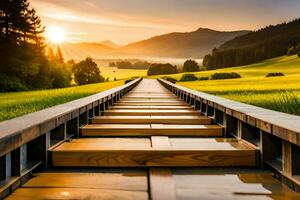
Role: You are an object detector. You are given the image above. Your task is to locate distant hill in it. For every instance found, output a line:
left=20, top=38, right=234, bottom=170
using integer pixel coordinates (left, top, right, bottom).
left=60, top=42, right=116, bottom=60
left=99, top=40, right=123, bottom=49
left=203, top=18, right=300, bottom=69
left=120, top=28, right=250, bottom=58
left=60, top=28, right=250, bottom=60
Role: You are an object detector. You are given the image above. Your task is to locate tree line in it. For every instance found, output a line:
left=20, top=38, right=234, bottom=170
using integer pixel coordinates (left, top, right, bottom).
left=0, top=0, right=105, bottom=92
left=147, top=59, right=201, bottom=76
left=109, top=61, right=151, bottom=69
left=203, top=18, right=300, bottom=70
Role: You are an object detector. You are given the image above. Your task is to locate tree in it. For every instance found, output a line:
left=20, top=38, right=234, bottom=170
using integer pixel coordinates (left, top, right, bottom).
left=56, top=46, right=64, bottom=64
left=298, top=51, right=300, bottom=58
left=115, top=61, right=133, bottom=69
left=183, top=59, right=200, bottom=72
left=203, top=18, right=300, bottom=69
left=72, top=57, right=104, bottom=85
left=287, top=46, right=296, bottom=56
left=109, top=62, right=116, bottom=67
left=147, top=63, right=177, bottom=76
left=0, top=0, right=51, bottom=91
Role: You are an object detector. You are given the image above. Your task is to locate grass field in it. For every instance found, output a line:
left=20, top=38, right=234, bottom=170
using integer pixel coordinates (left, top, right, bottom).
left=99, top=65, right=147, bottom=80
left=163, top=55, right=300, bottom=115
left=0, top=81, right=124, bottom=122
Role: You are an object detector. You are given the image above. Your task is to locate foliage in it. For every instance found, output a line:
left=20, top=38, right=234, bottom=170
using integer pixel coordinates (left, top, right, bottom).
left=266, top=72, right=285, bottom=77
left=180, top=74, right=198, bottom=82
left=0, top=81, right=123, bottom=121
left=0, top=0, right=49, bottom=91
left=183, top=59, right=200, bottom=72
left=203, top=18, right=300, bottom=69
left=0, top=74, right=29, bottom=92
left=0, top=0, right=74, bottom=91
left=115, top=61, right=133, bottom=69
left=112, top=61, right=151, bottom=69
left=72, top=57, right=105, bottom=85
left=161, top=76, right=177, bottom=83
left=132, top=61, right=151, bottom=69
left=287, top=46, right=296, bottom=56
left=125, top=79, right=134, bottom=84
left=198, top=77, right=210, bottom=81
left=147, top=63, right=177, bottom=76
left=210, top=72, right=241, bottom=80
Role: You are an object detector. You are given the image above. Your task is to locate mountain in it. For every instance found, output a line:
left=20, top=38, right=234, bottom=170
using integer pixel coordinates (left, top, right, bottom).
left=120, top=28, right=250, bottom=58
left=60, top=42, right=116, bottom=60
left=203, top=18, right=300, bottom=69
left=60, top=28, right=250, bottom=60
left=99, top=40, right=123, bottom=49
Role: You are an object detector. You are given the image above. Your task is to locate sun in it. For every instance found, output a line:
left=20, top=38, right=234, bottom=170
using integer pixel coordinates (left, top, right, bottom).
left=46, top=26, right=66, bottom=44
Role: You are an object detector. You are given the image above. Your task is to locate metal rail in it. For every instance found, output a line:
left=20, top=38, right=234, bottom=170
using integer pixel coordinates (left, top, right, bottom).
left=0, top=78, right=142, bottom=199
left=158, top=78, right=300, bottom=192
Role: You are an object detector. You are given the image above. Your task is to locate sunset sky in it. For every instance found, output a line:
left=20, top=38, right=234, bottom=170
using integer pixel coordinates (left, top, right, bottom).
left=31, top=0, right=300, bottom=44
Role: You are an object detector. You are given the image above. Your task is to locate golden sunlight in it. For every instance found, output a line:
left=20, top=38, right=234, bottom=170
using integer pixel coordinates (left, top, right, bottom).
left=45, top=26, right=66, bottom=44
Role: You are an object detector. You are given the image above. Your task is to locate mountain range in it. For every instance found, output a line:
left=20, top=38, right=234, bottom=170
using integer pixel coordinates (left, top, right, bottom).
left=61, top=28, right=250, bottom=60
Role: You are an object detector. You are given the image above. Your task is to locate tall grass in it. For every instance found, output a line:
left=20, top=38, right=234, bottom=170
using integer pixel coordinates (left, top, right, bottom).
left=219, top=91, right=300, bottom=115
left=176, top=56, right=300, bottom=116
left=0, top=81, right=123, bottom=121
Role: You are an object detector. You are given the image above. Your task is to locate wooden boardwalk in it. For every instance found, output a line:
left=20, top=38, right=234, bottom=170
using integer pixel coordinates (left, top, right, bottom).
left=6, top=79, right=300, bottom=199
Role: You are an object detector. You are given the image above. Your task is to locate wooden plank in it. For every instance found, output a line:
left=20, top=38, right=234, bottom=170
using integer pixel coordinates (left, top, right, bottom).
left=149, top=168, right=176, bottom=200
left=6, top=188, right=148, bottom=200
left=103, top=109, right=200, bottom=116
left=151, top=136, right=171, bottom=149
left=172, top=168, right=300, bottom=200
left=51, top=138, right=257, bottom=167
left=81, top=124, right=223, bottom=137
left=110, top=105, right=193, bottom=110
left=21, top=171, right=148, bottom=191
left=115, top=102, right=188, bottom=106
left=91, top=116, right=212, bottom=125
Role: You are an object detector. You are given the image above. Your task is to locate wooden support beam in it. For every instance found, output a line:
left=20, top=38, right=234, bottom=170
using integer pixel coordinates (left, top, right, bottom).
left=149, top=168, right=176, bottom=200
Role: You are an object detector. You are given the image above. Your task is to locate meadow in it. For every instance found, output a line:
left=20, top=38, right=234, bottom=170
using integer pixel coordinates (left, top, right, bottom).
left=164, top=55, right=300, bottom=115
left=0, top=81, right=123, bottom=121
left=99, top=65, right=147, bottom=80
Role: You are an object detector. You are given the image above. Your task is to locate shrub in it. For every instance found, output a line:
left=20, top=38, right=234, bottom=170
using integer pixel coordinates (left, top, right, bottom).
left=287, top=46, right=296, bottom=56
left=125, top=79, right=134, bottom=84
left=210, top=72, right=241, bottom=80
left=0, top=75, right=28, bottom=92
left=266, top=72, right=285, bottom=77
left=180, top=74, right=198, bottom=82
left=199, top=77, right=209, bottom=81
left=161, top=76, right=177, bottom=83
left=147, top=63, right=177, bottom=76
left=183, top=60, right=200, bottom=72
left=298, top=51, right=300, bottom=57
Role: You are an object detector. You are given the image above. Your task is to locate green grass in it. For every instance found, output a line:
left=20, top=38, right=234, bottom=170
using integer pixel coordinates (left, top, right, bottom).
left=164, top=55, right=300, bottom=115
left=100, top=65, right=147, bottom=80
left=0, top=81, right=124, bottom=121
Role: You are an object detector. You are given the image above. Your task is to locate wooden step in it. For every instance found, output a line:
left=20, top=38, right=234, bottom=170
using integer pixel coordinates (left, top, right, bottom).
left=103, top=109, right=200, bottom=116
left=6, top=170, right=148, bottom=200
left=149, top=168, right=300, bottom=200
left=120, top=98, right=179, bottom=101
left=50, top=137, right=258, bottom=167
left=115, top=102, right=188, bottom=106
left=81, top=124, right=223, bottom=137
left=92, top=116, right=212, bottom=125
left=110, top=105, right=193, bottom=110
left=123, top=96, right=176, bottom=99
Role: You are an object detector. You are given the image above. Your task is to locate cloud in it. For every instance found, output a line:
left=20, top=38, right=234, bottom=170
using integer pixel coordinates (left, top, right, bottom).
left=31, top=0, right=185, bottom=30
